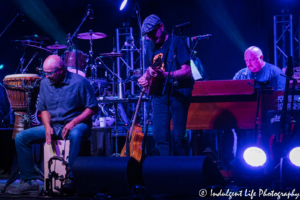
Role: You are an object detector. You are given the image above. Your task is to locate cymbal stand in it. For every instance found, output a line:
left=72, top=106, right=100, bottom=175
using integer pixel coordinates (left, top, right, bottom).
left=0, top=12, right=21, bottom=38
left=66, top=5, right=92, bottom=75
left=19, top=57, right=25, bottom=74
left=89, top=30, right=96, bottom=82
left=21, top=52, right=38, bottom=74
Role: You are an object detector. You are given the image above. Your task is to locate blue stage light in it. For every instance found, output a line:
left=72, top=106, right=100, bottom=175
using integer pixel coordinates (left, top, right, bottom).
left=289, top=147, right=300, bottom=167
left=243, top=147, right=267, bottom=167
left=120, top=0, right=128, bottom=11
left=0, top=64, right=4, bottom=70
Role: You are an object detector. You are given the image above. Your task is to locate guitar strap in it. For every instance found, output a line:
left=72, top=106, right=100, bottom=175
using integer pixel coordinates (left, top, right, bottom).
left=148, top=35, right=172, bottom=69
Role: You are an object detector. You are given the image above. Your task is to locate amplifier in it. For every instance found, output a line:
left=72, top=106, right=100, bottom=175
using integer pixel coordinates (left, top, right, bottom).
left=278, top=95, right=300, bottom=110
left=267, top=110, right=300, bottom=139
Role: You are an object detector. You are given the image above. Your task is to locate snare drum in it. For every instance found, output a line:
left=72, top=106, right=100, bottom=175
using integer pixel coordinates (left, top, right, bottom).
left=64, top=50, right=88, bottom=72
left=3, top=74, right=41, bottom=138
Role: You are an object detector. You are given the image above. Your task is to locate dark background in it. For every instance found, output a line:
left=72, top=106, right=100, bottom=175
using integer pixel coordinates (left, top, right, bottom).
left=1, top=0, right=300, bottom=116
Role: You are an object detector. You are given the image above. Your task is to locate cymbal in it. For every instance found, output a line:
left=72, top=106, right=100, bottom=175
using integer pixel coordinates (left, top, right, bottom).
left=20, top=35, right=50, bottom=40
left=11, top=40, right=46, bottom=45
left=99, top=52, right=123, bottom=57
left=77, top=32, right=107, bottom=40
left=46, top=44, right=68, bottom=50
left=16, top=44, right=54, bottom=56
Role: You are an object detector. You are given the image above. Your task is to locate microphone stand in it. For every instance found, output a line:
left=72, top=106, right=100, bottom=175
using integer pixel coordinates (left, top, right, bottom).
left=161, top=26, right=184, bottom=156
left=66, top=5, right=92, bottom=75
left=0, top=12, right=21, bottom=38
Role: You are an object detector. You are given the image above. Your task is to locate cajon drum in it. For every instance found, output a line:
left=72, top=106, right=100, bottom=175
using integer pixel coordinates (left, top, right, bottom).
left=44, top=140, right=70, bottom=192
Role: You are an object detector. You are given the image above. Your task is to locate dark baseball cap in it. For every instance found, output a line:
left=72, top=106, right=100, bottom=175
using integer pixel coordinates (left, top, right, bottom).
left=141, top=14, right=162, bottom=35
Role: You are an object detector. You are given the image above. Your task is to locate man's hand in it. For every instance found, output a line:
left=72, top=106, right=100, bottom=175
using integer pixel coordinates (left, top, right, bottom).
left=45, top=126, right=54, bottom=145
left=138, top=76, right=149, bottom=87
left=62, top=121, right=76, bottom=139
left=148, top=67, right=165, bottom=78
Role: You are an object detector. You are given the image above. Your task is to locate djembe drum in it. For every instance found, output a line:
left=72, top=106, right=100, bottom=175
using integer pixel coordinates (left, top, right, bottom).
left=3, top=74, right=41, bottom=139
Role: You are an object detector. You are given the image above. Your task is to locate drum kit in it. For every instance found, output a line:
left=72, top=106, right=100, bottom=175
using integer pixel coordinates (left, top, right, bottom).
left=2, top=29, right=129, bottom=136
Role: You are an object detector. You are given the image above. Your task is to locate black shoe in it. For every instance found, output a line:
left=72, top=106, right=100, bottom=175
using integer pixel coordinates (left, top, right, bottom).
left=62, top=178, right=75, bottom=195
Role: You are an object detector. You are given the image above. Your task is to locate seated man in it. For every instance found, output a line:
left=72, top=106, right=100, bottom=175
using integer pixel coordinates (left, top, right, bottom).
left=8, top=55, right=98, bottom=194
left=233, top=46, right=286, bottom=91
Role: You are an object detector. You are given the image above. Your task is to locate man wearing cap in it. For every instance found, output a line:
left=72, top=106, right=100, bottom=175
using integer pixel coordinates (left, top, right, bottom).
left=138, top=14, right=194, bottom=156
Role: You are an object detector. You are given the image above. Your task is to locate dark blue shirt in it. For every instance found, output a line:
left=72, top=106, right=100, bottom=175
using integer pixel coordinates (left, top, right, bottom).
left=145, top=35, right=194, bottom=102
left=37, top=71, right=98, bottom=123
left=233, top=62, right=286, bottom=91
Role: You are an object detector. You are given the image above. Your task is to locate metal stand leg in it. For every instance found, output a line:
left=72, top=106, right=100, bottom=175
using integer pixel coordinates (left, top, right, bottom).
left=1, top=165, right=19, bottom=193
left=111, top=103, right=120, bottom=157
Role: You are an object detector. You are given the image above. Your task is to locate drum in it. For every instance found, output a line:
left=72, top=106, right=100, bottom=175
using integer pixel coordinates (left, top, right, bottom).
left=64, top=50, right=88, bottom=72
left=3, top=74, right=41, bottom=138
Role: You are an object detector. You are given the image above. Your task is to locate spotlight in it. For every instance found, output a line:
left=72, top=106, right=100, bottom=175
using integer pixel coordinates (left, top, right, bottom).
left=120, top=0, right=128, bottom=11
left=0, top=64, right=4, bottom=70
left=243, top=147, right=267, bottom=167
left=234, top=147, right=271, bottom=187
left=289, top=147, right=300, bottom=167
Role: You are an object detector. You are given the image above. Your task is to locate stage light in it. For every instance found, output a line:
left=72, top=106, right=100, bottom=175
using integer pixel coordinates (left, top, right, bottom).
left=243, top=147, right=267, bottom=167
left=120, top=0, right=128, bottom=10
left=0, top=64, right=4, bottom=70
left=289, top=147, right=300, bottom=167
left=234, top=146, right=271, bottom=187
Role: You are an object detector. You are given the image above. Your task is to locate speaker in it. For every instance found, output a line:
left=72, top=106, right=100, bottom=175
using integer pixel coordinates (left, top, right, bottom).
left=142, top=156, right=225, bottom=196
left=73, top=157, right=142, bottom=196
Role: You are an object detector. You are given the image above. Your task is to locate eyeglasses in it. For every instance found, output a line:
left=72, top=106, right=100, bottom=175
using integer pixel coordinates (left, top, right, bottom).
left=244, top=57, right=260, bottom=63
left=42, top=68, right=61, bottom=76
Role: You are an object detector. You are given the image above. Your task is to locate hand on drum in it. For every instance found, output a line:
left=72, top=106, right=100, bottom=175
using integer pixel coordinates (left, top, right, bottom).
left=62, top=121, right=76, bottom=139
left=45, top=127, right=54, bottom=145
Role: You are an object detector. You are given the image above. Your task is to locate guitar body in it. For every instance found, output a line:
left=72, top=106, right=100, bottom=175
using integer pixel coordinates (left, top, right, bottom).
left=120, top=124, right=144, bottom=162
left=145, top=55, right=163, bottom=96
left=146, top=72, right=164, bottom=96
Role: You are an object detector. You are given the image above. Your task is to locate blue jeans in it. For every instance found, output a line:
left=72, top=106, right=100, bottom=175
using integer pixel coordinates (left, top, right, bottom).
left=152, top=95, right=190, bottom=156
left=14, top=123, right=91, bottom=180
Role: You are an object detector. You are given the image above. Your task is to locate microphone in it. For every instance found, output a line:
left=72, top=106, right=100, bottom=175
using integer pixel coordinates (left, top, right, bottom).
left=192, top=34, right=212, bottom=40
left=87, top=4, right=94, bottom=19
left=175, top=22, right=191, bottom=28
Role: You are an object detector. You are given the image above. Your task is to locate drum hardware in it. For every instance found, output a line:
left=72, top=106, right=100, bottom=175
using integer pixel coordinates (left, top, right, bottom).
left=21, top=52, right=38, bottom=74
left=11, top=39, right=46, bottom=45
left=47, top=42, right=68, bottom=55
left=45, top=139, right=69, bottom=197
left=96, top=55, right=124, bottom=98
left=0, top=11, right=23, bottom=38
left=66, top=5, right=95, bottom=77
left=77, top=31, right=107, bottom=40
left=20, top=34, right=50, bottom=41
left=46, top=42, right=68, bottom=50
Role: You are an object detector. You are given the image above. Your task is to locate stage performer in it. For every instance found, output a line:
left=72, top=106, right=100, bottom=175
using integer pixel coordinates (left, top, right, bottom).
left=138, top=14, right=194, bottom=156
left=233, top=46, right=285, bottom=91
left=8, top=55, right=98, bottom=195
